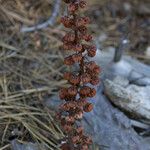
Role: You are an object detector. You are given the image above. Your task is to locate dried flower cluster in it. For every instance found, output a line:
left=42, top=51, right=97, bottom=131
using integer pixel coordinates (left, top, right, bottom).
left=59, top=0, right=100, bottom=149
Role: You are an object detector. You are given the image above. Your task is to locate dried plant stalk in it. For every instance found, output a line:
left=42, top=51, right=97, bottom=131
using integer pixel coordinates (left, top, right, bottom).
left=59, top=0, right=100, bottom=149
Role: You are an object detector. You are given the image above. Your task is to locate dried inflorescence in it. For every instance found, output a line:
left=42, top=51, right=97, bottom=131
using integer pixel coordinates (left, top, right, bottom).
left=59, top=0, right=100, bottom=149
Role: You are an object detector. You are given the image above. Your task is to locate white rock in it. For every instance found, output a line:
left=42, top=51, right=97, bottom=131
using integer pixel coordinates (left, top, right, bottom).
left=145, top=46, right=150, bottom=57
left=104, top=77, right=150, bottom=121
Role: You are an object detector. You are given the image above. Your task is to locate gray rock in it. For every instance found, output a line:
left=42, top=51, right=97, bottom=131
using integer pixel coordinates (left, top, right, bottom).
left=133, top=77, right=150, bottom=86
left=43, top=49, right=150, bottom=150
left=94, top=48, right=150, bottom=86
left=83, top=86, right=150, bottom=150
left=104, top=77, right=150, bottom=121
left=44, top=85, right=150, bottom=150
left=113, top=76, right=129, bottom=87
left=129, top=71, right=143, bottom=81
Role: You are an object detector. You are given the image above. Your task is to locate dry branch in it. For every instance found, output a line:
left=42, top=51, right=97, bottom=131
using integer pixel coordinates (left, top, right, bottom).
left=20, top=0, right=61, bottom=32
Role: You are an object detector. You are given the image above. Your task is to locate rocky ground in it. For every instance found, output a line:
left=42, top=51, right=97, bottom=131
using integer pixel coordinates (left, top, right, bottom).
left=47, top=48, right=150, bottom=150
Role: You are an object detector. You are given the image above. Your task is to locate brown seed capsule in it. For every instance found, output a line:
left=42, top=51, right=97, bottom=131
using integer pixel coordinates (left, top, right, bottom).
left=85, top=61, right=97, bottom=70
left=59, top=88, right=67, bottom=99
left=60, top=16, right=73, bottom=28
left=83, top=103, right=93, bottom=112
left=87, top=46, right=97, bottom=57
left=93, top=66, right=101, bottom=74
left=60, top=16, right=67, bottom=23
left=69, top=101, right=77, bottom=109
left=88, top=49, right=96, bottom=57
left=65, top=116, right=75, bottom=123
left=79, top=86, right=91, bottom=97
left=76, top=126, right=84, bottom=134
left=78, top=26, right=87, bottom=34
left=64, top=56, right=74, bottom=65
left=64, top=54, right=82, bottom=65
left=76, top=17, right=90, bottom=27
left=67, top=86, right=78, bottom=96
left=82, top=34, right=92, bottom=42
left=71, top=53, right=82, bottom=62
left=72, top=135, right=80, bottom=144
left=90, top=76, right=100, bottom=85
left=88, top=88, right=96, bottom=97
left=81, top=145, right=89, bottom=150
left=60, top=143, right=71, bottom=150
left=63, top=124, right=73, bottom=132
left=68, top=2, right=79, bottom=13
left=59, top=103, right=68, bottom=111
left=73, top=44, right=83, bottom=52
left=77, top=98, right=87, bottom=106
left=75, top=18, right=84, bottom=27
left=83, top=136, right=92, bottom=144
left=63, top=33, right=75, bottom=43
left=80, top=73, right=91, bottom=84
left=60, top=101, right=77, bottom=111
left=69, top=74, right=80, bottom=85
left=83, top=17, right=90, bottom=24
left=79, top=0, right=87, bottom=8
left=63, top=43, right=73, bottom=50
left=63, top=72, right=71, bottom=80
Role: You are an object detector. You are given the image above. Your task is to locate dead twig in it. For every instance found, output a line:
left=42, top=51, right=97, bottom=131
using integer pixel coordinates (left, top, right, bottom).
left=20, top=0, right=61, bottom=32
